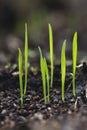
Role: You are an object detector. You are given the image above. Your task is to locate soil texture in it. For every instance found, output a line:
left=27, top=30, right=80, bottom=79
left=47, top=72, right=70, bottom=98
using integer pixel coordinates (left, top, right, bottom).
left=0, top=62, right=87, bottom=130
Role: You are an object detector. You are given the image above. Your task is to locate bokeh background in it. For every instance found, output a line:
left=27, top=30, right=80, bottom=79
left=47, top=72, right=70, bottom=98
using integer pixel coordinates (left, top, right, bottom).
left=0, top=0, right=87, bottom=66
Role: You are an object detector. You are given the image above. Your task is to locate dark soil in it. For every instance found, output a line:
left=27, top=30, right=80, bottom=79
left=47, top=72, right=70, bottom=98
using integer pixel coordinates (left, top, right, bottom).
left=0, top=62, right=87, bottom=130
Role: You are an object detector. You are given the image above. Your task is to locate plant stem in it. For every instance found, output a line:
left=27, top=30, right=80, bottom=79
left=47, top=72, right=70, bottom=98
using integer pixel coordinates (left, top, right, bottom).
left=61, top=40, right=66, bottom=101
left=24, top=23, right=29, bottom=95
left=48, top=24, right=54, bottom=88
left=18, top=48, right=23, bottom=105
left=72, top=32, right=77, bottom=96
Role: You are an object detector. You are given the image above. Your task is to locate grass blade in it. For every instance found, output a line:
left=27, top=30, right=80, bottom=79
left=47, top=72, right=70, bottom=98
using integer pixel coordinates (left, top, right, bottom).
left=18, top=48, right=23, bottom=105
left=72, top=32, right=77, bottom=96
left=61, top=40, right=66, bottom=101
left=44, top=58, right=50, bottom=102
left=48, top=23, right=54, bottom=88
left=24, top=23, right=29, bottom=94
left=38, top=47, right=47, bottom=103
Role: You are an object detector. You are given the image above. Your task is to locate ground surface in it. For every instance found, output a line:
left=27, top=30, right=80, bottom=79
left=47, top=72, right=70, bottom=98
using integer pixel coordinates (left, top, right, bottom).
left=0, top=63, right=87, bottom=130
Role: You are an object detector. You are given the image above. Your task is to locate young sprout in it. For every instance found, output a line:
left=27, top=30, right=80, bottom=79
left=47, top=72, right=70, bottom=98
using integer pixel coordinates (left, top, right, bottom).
left=24, top=23, right=29, bottom=94
left=72, top=32, right=78, bottom=96
left=48, top=23, right=54, bottom=88
left=38, top=47, right=46, bottom=103
left=61, top=40, right=66, bottom=101
left=18, top=23, right=29, bottom=105
left=44, top=58, right=50, bottom=102
left=38, top=47, right=50, bottom=103
left=18, top=48, right=23, bottom=105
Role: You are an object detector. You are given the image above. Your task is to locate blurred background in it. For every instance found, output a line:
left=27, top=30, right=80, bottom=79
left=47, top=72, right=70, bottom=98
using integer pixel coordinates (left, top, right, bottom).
left=0, top=0, right=87, bottom=66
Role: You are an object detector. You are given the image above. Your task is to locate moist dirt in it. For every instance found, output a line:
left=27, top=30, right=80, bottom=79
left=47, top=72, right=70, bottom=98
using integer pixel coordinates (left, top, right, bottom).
left=0, top=63, right=87, bottom=130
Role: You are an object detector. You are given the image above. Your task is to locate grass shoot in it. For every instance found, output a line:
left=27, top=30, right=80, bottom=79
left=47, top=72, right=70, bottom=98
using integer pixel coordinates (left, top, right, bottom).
left=72, top=32, right=78, bottom=96
left=38, top=47, right=46, bottom=103
left=38, top=47, right=50, bottom=103
left=18, top=48, right=23, bottom=105
left=44, top=58, right=50, bottom=102
left=24, top=23, right=29, bottom=94
left=61, top=40, right=66, bottom=101
left=18, top=23, right=29, bottom=105
left=48, top=23, right=54, bottom=88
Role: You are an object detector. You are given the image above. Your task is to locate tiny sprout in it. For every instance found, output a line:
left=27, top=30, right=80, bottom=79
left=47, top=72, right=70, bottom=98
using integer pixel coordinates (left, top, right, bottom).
left=38, top=47, right=50, bottom=103
left=61, top=40, right=66, bottom=101
left=18, top=23, right=29, bottom=105
left=24, top=23, right=29, bottom=95
left=48, top=23, right=54, bottom=88
left=72, top=32, right=78, bottom=96
left=18, top=48, right=23, bottom=105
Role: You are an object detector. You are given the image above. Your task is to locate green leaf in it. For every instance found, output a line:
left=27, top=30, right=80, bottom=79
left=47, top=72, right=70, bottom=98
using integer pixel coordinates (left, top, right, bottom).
left=61, top=40, right=66, bottom=101
left=24, top=23, right=29, bottom=94
left=72, top=32, right=77, bottom=96
left=44, top=58, right=50, bottom=102
left=18, top=48, right=23, bottom=105
left=48, top=23, right=54, bottom=88
left=38, top=47, right=47, bottom=103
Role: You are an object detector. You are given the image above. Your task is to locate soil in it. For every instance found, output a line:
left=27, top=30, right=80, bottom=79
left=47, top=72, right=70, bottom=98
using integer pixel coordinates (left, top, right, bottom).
left=0, top=62, right=87, bottom=130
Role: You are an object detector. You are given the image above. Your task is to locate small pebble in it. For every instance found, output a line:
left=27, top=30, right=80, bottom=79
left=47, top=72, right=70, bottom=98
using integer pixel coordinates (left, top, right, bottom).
left=34, top=113, right=43, bottom=120
left=1, top=109, right=7, bottom=114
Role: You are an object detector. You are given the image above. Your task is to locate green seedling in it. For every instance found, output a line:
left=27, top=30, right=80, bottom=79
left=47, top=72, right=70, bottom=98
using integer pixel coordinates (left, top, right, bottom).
left=61, top=40, right=66, bottom=101
left=17, top=23, right=78, bottom=105
left=18, top=48, right=23, bottom=105
left=24, top=23, right=29, bottom=94
left=38, top=47, right=46, bottom=103
left=48, top=23, right=54, bottom=88
left=18, top=23, right=29, bottom=105
left=38, top=47, right=50, bottom=103
left=72, top=32, right=78, bottom=96
left=5, top=63, right=11, bottom=69
left=44, top=58, right=50, bottom=102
